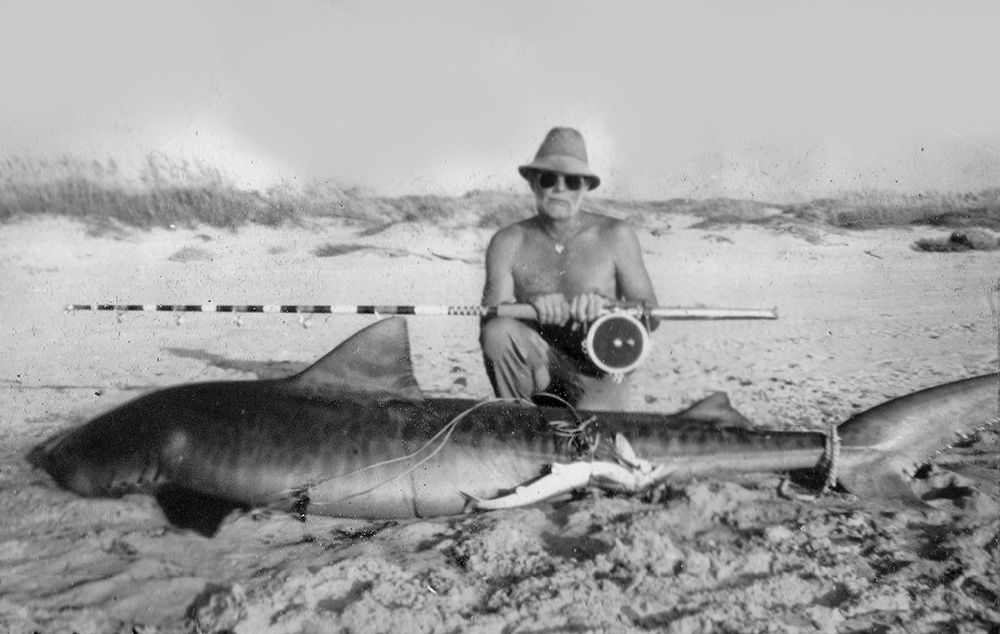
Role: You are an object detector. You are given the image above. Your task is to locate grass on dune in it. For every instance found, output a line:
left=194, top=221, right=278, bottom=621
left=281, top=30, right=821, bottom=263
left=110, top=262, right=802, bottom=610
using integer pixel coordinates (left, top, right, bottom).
left=0, top=156, right=536, bottom=231
left=1, top=155, right=998, bottom=234
left=780, top=190, right=1000, bottom=231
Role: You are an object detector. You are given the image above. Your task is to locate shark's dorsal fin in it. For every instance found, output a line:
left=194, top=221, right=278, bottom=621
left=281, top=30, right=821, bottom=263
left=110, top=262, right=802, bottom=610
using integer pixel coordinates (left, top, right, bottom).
left=289, top=317, right=423, bottom=401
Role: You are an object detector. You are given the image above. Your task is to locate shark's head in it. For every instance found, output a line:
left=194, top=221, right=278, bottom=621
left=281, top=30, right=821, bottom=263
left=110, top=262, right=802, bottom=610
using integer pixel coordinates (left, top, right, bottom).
left=27, top=391, right=185, bottom=497
left=28, top=317, right=427, bottom=501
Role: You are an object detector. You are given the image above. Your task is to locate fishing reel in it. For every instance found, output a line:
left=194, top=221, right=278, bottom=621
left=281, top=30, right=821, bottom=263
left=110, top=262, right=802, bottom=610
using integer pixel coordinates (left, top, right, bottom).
left=583, top=309, right=651, bottom=383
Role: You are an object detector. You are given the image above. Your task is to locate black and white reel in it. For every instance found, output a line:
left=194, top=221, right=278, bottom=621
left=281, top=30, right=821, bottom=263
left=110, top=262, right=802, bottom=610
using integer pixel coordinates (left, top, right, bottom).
left=583, top=311, right=650, bottom=383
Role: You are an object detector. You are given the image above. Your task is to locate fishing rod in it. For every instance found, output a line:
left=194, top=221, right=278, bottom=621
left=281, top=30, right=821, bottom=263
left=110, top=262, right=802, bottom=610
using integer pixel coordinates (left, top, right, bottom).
left=64, top=303, right=778, bottom=320
left=65, top=302, right=777, bottom=379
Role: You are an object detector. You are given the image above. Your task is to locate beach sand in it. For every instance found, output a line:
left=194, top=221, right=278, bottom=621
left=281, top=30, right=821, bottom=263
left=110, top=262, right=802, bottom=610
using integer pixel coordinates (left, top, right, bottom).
left=1, top=213, right=997, bottom=633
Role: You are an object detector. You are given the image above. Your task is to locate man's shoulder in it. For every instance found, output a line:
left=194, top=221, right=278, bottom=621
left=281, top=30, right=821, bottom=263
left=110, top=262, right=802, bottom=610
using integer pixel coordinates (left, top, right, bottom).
left=491, top=217, right=539, bottom=240
left=584, top=212, right=636, bottom=239
left=487, top=219, right=533, bottom=251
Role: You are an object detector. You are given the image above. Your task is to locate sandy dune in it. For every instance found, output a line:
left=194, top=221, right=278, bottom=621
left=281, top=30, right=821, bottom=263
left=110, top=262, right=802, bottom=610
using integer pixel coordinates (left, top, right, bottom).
left=1, top=214, right=997, bottom=633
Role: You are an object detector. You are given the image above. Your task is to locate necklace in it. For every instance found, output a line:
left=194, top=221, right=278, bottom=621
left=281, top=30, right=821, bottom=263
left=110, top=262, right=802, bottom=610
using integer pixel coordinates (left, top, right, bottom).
left=542, top=223, right=579, bottom=255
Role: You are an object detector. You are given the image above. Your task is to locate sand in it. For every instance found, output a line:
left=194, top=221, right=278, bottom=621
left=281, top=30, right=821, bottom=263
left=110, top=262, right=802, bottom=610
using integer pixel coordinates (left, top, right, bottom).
left=1, top=213, right=998, bottom=633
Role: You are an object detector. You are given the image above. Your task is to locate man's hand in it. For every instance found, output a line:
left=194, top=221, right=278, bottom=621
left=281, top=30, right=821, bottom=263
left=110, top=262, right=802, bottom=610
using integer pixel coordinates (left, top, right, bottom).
left=530, top=293, right=571, bottom=326
left=569, top=292, right=608, bottom=324
left=531, top=292, right=609, bottom=326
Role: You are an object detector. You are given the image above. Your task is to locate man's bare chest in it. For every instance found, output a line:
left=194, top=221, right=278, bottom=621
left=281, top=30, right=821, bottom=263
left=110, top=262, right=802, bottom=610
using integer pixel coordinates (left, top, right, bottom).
left=511, top=239, right=617, bottom=298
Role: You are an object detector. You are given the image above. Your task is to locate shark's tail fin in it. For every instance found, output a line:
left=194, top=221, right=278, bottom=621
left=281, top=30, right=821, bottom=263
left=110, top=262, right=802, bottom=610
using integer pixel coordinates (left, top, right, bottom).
left=834, top=452, right=928, bottom=507
left=833, top=373, right=999, bottom=507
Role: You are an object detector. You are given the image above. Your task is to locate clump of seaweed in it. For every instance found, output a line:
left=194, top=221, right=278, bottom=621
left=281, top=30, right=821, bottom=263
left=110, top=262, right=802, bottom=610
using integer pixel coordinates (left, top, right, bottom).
left=913, top=228, right=1000, bottom=252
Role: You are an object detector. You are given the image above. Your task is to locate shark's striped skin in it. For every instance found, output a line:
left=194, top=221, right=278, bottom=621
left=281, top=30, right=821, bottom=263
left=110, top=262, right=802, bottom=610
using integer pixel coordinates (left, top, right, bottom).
left=27, top=318, right=999, bottom=535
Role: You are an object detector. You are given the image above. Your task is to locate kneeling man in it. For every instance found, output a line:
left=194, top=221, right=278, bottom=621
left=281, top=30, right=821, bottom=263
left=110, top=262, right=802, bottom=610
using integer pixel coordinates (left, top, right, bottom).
left=481, top=127, right=659, bottom=410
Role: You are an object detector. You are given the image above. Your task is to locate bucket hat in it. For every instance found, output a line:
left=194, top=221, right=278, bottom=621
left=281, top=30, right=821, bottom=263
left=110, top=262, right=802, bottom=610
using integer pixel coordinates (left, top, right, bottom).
left=518, top=127, right=600, bottom=190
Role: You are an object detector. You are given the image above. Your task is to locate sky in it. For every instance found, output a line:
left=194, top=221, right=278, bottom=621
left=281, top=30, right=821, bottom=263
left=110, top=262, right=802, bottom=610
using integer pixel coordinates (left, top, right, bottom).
left=1, top=0, right=998, bottom=201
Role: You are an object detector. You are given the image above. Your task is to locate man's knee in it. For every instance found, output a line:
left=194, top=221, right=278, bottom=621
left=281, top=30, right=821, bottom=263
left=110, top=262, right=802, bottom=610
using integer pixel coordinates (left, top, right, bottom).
left=480, top=317, right=552, bottom=398
left=479, top=317, right=513, bottom=356
left=480, top=317, right=543, bottom=359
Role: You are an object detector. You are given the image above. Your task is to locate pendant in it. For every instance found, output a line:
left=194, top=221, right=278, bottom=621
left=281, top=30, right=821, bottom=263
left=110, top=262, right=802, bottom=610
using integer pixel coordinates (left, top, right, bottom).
left=554, top=243, right=565, bottom=254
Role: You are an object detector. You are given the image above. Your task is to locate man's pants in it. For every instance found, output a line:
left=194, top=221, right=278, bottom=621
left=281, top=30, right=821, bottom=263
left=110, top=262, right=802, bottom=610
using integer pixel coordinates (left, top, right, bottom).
left=479, top=317, right=631, bottom=411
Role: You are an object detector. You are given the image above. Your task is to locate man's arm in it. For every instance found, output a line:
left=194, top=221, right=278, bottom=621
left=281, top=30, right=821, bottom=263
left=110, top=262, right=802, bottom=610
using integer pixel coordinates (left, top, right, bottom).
left=612, top=222, right=660, bottom=330
left=482, top=230, right=518, bottom=306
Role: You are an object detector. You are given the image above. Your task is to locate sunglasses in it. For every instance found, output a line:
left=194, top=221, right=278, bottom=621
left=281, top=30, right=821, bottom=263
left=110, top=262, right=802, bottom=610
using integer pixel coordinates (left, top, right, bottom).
left=536, top=171, right=587, bottom=191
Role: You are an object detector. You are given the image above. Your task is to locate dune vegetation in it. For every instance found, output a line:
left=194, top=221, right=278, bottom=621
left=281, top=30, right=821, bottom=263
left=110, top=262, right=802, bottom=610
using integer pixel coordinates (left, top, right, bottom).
left=2, top=155, right=998, bottom=235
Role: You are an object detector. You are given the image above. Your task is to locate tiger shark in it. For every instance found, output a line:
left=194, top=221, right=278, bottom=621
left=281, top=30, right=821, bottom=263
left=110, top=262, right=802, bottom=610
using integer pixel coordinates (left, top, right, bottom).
left=27, top=317, right=999, bottom=536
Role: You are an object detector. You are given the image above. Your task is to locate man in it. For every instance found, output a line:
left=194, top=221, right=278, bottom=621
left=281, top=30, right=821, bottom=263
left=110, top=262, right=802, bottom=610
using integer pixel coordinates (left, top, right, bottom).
left=480, top=127, right=659, bottom=410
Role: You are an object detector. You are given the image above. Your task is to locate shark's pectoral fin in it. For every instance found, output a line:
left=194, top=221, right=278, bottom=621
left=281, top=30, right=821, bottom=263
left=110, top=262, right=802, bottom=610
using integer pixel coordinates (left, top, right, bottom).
left=156, top=484, right=310, bottom=536
left=154, top=484, right=248, bottom=537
